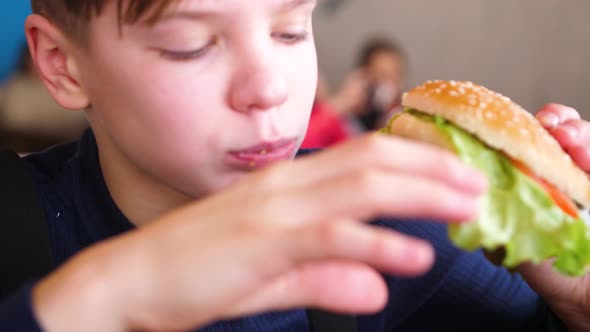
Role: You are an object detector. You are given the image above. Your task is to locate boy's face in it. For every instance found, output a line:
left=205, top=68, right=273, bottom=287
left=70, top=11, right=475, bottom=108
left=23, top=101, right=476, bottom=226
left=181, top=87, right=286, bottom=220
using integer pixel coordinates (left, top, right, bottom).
left=74, top=0, right=318, bottom=197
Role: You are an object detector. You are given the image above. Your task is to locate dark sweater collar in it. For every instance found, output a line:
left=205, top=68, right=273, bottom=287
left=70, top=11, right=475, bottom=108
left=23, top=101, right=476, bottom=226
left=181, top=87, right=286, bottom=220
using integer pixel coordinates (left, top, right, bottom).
left=73, top=129, right=136, bottom=239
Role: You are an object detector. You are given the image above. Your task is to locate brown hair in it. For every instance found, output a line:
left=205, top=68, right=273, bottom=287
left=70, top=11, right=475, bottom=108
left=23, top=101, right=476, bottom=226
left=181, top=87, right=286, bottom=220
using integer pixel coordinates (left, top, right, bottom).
left=357, top=37, right=406, bottom=68
left=30, top=0, right=176, bottom=44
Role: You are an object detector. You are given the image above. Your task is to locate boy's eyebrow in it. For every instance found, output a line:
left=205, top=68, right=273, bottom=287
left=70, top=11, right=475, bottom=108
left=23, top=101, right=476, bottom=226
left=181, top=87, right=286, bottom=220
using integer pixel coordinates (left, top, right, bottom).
left=156, top=10, right=215, bottom=22
left=154, top=1, right=224, bottom=22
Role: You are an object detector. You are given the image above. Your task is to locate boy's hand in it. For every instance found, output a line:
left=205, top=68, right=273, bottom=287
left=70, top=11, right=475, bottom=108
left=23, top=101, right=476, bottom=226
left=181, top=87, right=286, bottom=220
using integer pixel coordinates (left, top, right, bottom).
left=32, top=135, right=486, bottom=332
left=537, top=103, right=590, bottom=170
left=518, top=104, right=590, bottom=332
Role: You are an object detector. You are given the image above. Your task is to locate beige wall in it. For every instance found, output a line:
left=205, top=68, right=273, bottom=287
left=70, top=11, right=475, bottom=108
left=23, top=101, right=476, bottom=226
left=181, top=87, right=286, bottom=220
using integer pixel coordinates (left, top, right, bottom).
left=314, top=0, right=590, bottom=116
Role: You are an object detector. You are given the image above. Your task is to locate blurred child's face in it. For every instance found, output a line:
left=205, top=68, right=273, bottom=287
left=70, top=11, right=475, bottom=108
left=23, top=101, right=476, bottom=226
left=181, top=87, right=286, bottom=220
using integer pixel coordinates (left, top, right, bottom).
left=367, top=51, right=404, bottom=90
left=75, top=0, right=318, bottom=197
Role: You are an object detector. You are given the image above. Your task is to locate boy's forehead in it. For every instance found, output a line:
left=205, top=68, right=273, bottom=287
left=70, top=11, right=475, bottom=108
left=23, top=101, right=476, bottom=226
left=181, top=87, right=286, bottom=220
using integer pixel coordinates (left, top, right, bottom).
left=146, top=0, right=316, bottom=22
left=173, top=0, right=315, bottom=10
left=98, top=0, right=318, bottom=32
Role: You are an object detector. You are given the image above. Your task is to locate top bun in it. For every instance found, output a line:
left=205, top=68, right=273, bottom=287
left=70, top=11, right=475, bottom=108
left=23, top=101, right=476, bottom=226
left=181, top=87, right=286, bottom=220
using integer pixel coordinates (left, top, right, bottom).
left=399, top=80, right=590, bottom=208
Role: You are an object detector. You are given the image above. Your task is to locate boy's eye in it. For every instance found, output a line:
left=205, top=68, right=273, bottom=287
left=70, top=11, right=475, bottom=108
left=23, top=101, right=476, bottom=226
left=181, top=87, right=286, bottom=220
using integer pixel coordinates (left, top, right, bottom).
left=160, top=39, right=216, bottom=61
left=273, top=32, right=309, bottom=44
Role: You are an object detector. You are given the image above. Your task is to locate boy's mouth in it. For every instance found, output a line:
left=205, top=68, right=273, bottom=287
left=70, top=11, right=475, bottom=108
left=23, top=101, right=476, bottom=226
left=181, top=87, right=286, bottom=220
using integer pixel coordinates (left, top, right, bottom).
left=225, top=138, right=298, bottom=170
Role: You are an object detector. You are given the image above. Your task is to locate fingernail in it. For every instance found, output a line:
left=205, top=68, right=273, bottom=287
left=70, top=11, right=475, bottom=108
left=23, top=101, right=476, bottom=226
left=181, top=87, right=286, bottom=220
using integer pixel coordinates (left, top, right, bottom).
left=538, top=112, right=559, bottom=128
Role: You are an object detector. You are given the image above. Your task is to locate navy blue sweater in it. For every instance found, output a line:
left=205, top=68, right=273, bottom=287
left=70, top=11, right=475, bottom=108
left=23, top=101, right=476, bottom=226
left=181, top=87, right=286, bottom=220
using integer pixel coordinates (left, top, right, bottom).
left=0, top=130, right=558, bottom=331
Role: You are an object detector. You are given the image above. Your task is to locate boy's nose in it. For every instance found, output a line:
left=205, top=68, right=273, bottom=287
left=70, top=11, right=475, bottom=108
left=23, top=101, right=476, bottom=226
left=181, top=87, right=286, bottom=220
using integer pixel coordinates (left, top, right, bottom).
left=229, top=66, right=288, bottom=113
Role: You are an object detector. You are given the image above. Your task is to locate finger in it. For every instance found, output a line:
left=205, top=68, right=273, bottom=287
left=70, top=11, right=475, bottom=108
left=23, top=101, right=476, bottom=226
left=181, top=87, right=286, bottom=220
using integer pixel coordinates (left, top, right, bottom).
left=536, top=111, right=559, bottom=129
left=291, top=134, right=487, bottom=195
left=227, top=221, right=420, bottom=320
left=288, top=170, right=481, bottom=224
left=216, top=221, right=430, bottom=320
left=565, top=119, right=590, bottom=147
left=567, top=146, right=590, bottom=171
left=549, top=119, right=590, bottom=149
left=290, top=220, right=435, bottom=277
left=517, top=260, right=568, bottom=301
left=228, top=262, right=388, bottom=319
left=537, top=104, right=581, bottom=128
left=549, top=123, right=579, bottom=149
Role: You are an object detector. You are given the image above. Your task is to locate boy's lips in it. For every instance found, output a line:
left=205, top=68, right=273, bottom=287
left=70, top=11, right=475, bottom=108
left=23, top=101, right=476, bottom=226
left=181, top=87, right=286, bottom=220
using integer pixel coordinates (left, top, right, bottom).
left=225, top=138, right=298, bottom=170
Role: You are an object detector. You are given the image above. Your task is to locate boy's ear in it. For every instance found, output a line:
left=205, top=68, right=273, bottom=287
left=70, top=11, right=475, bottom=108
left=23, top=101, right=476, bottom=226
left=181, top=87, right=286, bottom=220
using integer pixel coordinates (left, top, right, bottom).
left=24, top=14, right=90, bottom=110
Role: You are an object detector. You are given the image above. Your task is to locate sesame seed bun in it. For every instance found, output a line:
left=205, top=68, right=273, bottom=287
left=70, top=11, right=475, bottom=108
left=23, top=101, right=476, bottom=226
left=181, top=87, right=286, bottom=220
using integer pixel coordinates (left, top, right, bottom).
left=390, top=80, right=590, bottom=208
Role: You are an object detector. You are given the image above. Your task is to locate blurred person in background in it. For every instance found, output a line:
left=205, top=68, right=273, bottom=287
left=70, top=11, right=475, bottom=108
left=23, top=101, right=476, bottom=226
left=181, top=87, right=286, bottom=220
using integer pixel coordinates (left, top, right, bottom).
left=330, top=37, right=407, bottom=132
left=0, top=45, right=87, bottom=152
left=301, top=72, right=352, bottom=148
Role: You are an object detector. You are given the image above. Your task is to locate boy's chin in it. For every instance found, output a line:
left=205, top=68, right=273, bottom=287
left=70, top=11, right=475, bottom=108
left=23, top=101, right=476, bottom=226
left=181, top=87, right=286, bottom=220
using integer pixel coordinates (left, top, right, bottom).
left=210, top=171, right=256, bottom=192
left=184, top=163, right=283, bottom=198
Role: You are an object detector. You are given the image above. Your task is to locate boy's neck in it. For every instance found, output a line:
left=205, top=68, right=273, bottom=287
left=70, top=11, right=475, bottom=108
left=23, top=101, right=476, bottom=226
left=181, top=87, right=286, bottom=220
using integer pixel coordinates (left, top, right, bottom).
left=94, top=131, right=192, bottom=227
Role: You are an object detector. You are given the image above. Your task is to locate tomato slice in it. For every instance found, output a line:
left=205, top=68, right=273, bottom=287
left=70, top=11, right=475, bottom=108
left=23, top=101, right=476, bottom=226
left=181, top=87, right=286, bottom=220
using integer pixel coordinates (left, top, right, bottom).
left=509, top=158, right=578, bottom=218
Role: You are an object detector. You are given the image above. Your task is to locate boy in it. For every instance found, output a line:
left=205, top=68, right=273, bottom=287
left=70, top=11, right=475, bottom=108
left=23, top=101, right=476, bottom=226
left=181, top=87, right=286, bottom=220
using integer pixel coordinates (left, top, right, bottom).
left=2, top=0, right=590, bottom=331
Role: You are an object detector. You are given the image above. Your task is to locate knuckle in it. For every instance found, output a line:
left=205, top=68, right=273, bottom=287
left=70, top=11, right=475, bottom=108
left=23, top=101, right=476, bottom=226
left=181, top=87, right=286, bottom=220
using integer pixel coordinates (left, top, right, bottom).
left=429, top=186, right=449, bottom=207
left=437, top=154, right=461, bottom=177
left=351, top=170, right=381, bottom=196
left=312, top=222, right=340, bottom=248
left=347, top=172, right=388, bottom=216
left=365, top=231, right=389, bottom=260
left=416, top=181, right=447, bottom=206
left=427, top=182, right=451, bottom=200
left=360, top=133, right=388, bottom=155
left=355, top=134, right=398, bottom=166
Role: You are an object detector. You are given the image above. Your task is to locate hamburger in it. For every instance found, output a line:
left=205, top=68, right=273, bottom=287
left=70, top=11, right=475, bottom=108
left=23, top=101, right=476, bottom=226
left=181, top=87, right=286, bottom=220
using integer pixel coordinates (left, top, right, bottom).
left=382, top=80, right=590, bottom=276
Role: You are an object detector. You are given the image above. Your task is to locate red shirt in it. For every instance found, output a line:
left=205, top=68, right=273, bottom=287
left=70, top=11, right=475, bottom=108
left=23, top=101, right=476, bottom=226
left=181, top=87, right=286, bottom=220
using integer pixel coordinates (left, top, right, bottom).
left=301, top=101, right=350, bottom=149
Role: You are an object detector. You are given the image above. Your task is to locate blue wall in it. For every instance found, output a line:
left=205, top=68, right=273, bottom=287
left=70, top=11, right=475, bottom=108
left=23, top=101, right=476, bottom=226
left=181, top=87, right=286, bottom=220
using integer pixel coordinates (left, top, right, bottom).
left=0, top=2, right=31, bottom=82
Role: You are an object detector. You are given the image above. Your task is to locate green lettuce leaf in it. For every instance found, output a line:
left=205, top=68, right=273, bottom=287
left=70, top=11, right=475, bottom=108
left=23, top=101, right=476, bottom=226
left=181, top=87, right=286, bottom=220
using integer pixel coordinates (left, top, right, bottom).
left=384, top=109, right=590, bottom=276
